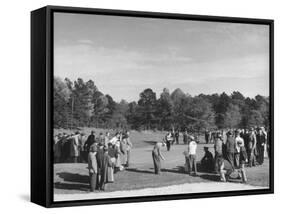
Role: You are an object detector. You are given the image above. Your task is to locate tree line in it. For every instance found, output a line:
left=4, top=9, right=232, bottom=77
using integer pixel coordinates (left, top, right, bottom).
left=54, top=77, right=269, bottom=132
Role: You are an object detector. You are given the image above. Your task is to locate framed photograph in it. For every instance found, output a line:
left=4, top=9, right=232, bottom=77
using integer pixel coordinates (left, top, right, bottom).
left=31, top=5, right=274, bottom=208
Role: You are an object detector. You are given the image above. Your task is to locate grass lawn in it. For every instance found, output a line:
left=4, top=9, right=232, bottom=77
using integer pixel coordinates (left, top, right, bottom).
left=54, top=128, right=270, bottom=194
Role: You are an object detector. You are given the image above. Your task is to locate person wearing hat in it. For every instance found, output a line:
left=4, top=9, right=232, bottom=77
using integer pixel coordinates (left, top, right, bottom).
left=88, top=144, right=98, bottom=192
left=200, top=146, right=214, bottom=172
left=152, top=141, right=166, bottom=174
left=187, top=136, right=198, bottom=176
left=225, top=131, right=235, bottom=169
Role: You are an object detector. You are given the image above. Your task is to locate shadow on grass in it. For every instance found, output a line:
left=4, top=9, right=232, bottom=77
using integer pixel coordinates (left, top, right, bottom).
left=54, top=182, right=89, bottom=192
left=57, top=172, right=89, bottom=184
left=161, top=166, right=186, bottom=174
left=143, top=140, right=157, bottom=146
left=126, top=168, right=154, bottom=174
left=199, top=174, right=220, bottom=182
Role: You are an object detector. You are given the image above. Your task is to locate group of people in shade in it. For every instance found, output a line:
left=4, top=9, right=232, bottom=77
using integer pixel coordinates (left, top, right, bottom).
left=53, top=131, right=132, bottom=191
left=153, top=126, right=269, bottom=183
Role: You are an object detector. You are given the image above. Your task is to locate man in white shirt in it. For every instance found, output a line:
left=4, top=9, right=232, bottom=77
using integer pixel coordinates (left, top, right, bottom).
left=188, top=136, right=198, bottom=176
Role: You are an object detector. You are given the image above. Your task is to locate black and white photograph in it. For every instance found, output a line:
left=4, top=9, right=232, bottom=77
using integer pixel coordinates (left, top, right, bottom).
left=52, top=10, right=272, bottom=202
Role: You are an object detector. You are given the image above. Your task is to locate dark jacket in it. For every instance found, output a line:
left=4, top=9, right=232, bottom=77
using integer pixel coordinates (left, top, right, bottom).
left=84, top=134, right=96, bottom=151
left=226, top=136, right=235, bottom=153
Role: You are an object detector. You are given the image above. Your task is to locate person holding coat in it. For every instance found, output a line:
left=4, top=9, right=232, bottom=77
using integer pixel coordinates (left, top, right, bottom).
left=152, top=141, right=165, bottom=174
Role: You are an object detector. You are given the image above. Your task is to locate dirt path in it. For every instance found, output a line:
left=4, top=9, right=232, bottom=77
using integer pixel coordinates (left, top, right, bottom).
left=54, top=181, right=266, bottom=201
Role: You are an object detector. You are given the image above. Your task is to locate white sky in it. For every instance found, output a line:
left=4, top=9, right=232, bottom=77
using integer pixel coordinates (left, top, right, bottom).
left=54, top=12, right=270, bottom=102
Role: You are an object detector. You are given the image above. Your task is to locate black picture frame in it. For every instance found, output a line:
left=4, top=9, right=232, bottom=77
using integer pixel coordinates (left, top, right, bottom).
left=31, top=5, right=274, bottom=208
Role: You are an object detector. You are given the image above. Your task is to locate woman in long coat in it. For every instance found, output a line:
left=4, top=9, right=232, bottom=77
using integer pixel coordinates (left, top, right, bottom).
left=152, top=141, right=165, bottom=174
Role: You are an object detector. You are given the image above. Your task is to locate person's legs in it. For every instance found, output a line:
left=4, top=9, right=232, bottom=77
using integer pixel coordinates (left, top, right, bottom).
left=89, top=173, right=97, bottom=192
left=214, top=153, right=218, bottom=173
left=157, top=157, right=161, bottom=174
left=226, top=152, right=234, bottom=169
left=234, top=153, right=240, bottom=168
left=240, top=164, right=247, bottom=183
left=99, top=170, right=106, bottom=191
left=252, top=152, right=256, bottom=166
left=152, top=154, right=157, bottom=174
left=248, top=151, right=252, bottom=167
left=166, top=141, right=170, bottom=151
left=96, top=172, right=101, bottom=190
left=220, top=169, right=227, bottom=182
left=260, top=147, right=265, bottom=165
left=185, top=157, right=189, bottom=173
left=188, top=155, right=193, bottom=174
left=193, top=155, right=197, bottom=175
left=126, top=150, right=130, bottom=167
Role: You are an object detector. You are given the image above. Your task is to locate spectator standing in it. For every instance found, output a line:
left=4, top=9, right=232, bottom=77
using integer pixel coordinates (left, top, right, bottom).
left=88, top=145, right=98, bottom=192
left=247, top=128, right=257, bottom=167
left=235, top=130, right=247, bottom=182
left=165, top=132, right=173, bottom=151
left=225, top=131, right=235, bottom=169
left=125, top=131, right=133, bottom=167
left=175, top=130, right=180, bottom=144
left=152, top=141, right=165, bottom=174
left=97, top=145, right=113, bottom=191
left=256, top=128, right=266, bottom=165
left=183, top=130, right=188, bottom=145
left=188, top=136, right=198, bottom=176
left=214, top=133, right=224, bottom=173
